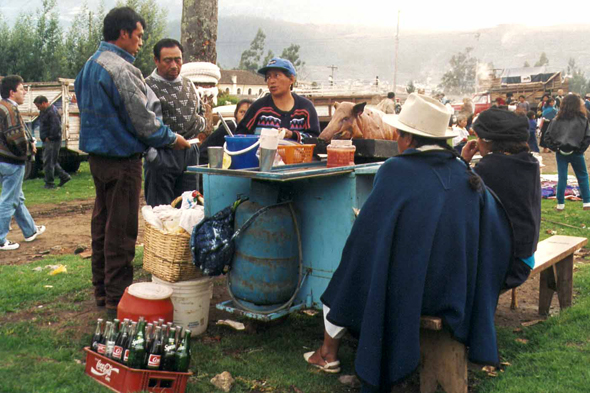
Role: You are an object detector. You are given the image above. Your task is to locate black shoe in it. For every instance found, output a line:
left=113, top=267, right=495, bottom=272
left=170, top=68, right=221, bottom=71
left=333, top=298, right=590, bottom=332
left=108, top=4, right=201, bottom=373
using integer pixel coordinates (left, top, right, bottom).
left=105, top=304, right=118, bottom=319
left=58, top=177, right=71, bottom=187
left=44, top=184, right=56, bottom=189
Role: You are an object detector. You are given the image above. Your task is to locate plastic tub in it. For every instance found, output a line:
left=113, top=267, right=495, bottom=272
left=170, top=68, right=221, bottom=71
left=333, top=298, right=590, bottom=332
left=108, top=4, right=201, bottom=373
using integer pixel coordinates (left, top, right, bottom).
left=327, top=139, right=356, bottom=168
left=224, top=135, right=260, bottom=169
left=152, top=276, right=213, bottom=335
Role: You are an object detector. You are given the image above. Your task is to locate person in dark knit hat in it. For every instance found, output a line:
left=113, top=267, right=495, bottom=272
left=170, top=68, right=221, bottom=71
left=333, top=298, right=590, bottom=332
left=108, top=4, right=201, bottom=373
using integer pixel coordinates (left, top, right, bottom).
left=462, top=107, right=542, bottom=288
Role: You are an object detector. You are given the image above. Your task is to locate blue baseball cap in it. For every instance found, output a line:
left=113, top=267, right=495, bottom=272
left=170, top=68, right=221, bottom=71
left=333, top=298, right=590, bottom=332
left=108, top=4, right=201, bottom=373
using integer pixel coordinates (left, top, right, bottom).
left=257, top=57, right=297, bottom=77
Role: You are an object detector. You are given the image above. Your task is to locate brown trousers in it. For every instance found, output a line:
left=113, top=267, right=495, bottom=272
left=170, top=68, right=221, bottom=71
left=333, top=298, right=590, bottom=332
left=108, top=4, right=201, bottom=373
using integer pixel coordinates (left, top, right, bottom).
left=89, top=155, right=142, bottom=307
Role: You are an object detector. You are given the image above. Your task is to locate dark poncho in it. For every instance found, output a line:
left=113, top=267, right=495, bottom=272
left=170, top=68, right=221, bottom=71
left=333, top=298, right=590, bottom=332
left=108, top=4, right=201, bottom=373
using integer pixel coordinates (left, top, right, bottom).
left=321, top=149, right=513, bottom=392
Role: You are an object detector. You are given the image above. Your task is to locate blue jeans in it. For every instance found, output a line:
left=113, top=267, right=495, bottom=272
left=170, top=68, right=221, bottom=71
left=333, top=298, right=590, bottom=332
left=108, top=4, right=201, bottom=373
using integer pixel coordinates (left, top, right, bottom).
left=0, top=162, right=36, bottom=244
left=556, top=152, right=590, bottom=204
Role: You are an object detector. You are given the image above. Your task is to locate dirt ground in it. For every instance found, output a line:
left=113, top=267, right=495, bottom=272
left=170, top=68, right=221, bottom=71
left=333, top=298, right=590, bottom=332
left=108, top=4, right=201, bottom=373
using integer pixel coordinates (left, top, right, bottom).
left=0, top=150, right=585, bottom=323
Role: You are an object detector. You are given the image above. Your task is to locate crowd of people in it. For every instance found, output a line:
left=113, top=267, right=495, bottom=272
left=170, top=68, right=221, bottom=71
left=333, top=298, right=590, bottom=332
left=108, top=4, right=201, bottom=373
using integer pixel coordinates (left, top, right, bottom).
left=1, top=5, right=589, bottom=392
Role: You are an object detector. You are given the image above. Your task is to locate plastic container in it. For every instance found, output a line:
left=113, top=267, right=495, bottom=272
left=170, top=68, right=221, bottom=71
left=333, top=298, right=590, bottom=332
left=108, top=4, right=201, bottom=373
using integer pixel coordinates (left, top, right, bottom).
left=326, top=140, right=356, bottom=168
left=152, top=276, right=213, bottom=335
left=84, top=347, right=191, bottom=393
left=117, top=283, right=174, bottom=324
left=277, top=144, right=315, bottom=164
left=224, top=135, right=260, bottom=169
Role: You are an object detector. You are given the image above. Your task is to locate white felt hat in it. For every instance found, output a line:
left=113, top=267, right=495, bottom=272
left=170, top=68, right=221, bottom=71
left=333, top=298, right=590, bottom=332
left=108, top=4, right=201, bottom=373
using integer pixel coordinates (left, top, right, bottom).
left=383, top=93, right=458, bottom=139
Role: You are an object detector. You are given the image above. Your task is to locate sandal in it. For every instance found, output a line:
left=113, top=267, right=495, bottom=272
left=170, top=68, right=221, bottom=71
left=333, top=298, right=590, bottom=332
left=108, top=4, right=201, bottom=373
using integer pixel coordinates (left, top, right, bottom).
left=303, top=351, right=341, bottom=373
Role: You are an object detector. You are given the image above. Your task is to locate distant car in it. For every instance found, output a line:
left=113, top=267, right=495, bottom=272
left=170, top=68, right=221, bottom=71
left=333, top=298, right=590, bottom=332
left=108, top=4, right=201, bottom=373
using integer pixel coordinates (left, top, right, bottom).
left=451, top=92, right=492, bottom=115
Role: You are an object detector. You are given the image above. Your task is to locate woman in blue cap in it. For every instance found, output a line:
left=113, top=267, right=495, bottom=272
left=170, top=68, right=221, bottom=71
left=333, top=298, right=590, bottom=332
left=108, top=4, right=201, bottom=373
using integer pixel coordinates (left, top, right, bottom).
left=235, top=57, right=320, bottom=142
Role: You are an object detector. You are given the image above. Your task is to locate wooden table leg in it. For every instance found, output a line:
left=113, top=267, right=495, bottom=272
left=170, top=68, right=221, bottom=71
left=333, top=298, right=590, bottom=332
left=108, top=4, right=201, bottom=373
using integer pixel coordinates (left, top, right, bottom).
left=420, top=329, right=467, bottom=393
left=555, top=254, right=574, bottom=310
left=539, top=266, right=557, bottom=315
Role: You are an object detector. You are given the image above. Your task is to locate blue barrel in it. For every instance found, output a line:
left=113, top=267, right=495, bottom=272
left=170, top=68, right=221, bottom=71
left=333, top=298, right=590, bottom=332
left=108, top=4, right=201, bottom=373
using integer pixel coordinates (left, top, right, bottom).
left=225, top=135, right=259, bottom=169
left=229, top=201, right=299, bottom=307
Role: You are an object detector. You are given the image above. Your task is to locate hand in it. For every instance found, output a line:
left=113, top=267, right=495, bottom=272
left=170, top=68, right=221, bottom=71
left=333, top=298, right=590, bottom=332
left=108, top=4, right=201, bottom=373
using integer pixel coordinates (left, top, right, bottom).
left=44, top=138, right=49, bottom=143
left=461, top=140, right=478, bottom=163
left=172, top=134, right=191, bottom=150
left=32, top=145, right=37, bottom=154
left=279, top=128, right=293, bottom=139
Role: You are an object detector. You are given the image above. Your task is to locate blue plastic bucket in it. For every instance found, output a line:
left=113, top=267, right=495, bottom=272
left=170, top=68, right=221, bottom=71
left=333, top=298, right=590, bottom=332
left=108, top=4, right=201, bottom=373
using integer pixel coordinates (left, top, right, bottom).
left=224, top=135, right=260, bottom=169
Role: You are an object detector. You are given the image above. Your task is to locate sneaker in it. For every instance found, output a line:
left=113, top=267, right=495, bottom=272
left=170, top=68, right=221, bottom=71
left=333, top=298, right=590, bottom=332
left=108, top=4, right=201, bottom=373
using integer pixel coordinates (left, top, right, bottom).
left=58, top=177, right=71, bottom=187
left=584, top=203, right=590, bottom=211
left=0, top=240, right=19, bottom=250
left=24, top=225, right=46, bottom=242
left=556, top=204, right=565, bottom=211
left=44, top=184, right=56, bottom=189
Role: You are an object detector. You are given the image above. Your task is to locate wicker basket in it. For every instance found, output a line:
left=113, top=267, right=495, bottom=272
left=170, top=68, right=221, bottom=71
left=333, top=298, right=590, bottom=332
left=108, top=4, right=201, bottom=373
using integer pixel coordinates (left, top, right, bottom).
left=142, top=220, right=202, bottom=283
left=277, top=144, right=315, bottom=164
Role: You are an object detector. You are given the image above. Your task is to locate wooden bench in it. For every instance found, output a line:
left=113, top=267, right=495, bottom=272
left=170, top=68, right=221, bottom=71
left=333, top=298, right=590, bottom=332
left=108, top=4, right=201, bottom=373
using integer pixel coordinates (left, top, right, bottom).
left=416, top=235, right=587, bottom=393
left=511, top=235, right=587, bottom=314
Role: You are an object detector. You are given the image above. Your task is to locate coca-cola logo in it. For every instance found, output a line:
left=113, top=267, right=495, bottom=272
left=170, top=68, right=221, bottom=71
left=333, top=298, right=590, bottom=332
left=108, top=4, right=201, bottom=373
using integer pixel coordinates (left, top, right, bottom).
left=123, top=349, right=129, bottom=362
left=148, top=354, right=161, bottom=367
left=112, top=346, right=123, bottom=359
left=91, top=359, right=120, bottom=382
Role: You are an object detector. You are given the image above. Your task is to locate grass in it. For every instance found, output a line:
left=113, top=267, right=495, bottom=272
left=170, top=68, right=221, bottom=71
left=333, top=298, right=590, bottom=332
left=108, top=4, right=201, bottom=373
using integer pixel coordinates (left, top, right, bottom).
left=1, top=164, right=589, bottom=391
left=19, top=162, right=97, bottom=206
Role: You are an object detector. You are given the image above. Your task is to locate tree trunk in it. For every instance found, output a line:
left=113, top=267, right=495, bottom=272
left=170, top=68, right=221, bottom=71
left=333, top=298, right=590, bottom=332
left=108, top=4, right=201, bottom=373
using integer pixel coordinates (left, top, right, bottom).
left=181, top=0, right=218, bottom=63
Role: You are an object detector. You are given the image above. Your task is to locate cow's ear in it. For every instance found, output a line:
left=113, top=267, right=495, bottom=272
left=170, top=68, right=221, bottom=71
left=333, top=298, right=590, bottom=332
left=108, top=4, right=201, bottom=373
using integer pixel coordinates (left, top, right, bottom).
left=334, top=101, right=340, bottom=110
left=353, top=102, right=366, bottom=117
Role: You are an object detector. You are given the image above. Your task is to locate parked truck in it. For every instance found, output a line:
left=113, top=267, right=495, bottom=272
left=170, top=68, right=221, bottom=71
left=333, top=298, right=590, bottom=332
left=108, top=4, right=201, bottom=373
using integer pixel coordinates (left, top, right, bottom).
left=19, top=78, right=86, bottom=179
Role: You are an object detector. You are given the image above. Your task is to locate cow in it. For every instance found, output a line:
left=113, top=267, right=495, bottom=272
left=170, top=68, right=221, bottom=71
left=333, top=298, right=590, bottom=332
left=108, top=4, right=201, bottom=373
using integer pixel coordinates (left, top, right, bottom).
left=318, top=101, right=398, bottom=142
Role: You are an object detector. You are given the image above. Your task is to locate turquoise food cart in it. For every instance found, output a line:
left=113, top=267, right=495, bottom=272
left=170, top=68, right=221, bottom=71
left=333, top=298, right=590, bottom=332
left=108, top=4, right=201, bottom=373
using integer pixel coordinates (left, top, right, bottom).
left=186, top=162, right=382, bottom=321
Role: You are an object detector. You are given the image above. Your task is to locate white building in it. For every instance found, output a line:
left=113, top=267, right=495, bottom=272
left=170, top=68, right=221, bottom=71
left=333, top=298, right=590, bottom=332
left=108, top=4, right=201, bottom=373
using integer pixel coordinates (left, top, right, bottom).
left=218, top=70, right=266, bottom=97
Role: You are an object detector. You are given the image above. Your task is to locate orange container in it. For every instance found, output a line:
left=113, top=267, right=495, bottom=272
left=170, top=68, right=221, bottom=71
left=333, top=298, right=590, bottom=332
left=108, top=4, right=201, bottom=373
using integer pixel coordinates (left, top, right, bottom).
left=277, top=144, right=315, bottom=164
left=117, top=283, right=174, bottom=324
left=84, top=347, right=192, bottom=393
left=326, top=140, right=356, bottom=168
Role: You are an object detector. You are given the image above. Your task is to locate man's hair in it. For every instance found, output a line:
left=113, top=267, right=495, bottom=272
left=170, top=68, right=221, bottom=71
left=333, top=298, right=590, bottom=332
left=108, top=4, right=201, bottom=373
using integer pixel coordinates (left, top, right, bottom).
left=519, top=95, right=525, bottom=99
left=103, top=7, right=146, bottom=42
left=557, top=94, right=587, bottom=120
left=153, top=38, right=184, bottom=60
left=34, top=95, right=48, bottom=104
left=0, top=75, right=24, bottom=99
left=387, top=92, right=395, bottom=99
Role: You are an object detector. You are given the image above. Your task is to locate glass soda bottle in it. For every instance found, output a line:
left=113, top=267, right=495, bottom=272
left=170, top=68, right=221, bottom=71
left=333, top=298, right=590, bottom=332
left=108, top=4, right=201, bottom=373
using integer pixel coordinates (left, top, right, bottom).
left=91, top=318, right=103, bottom=353
left=97, top=321, right=111, bottom=356
left=105, top=319, right=119, bottom=358
left=161, top=327, right=177, bottom=371
left=112, top=321, right=127, bottom=363
left=175, top=329, right=192, bottom=372
left=123, top=321, right=137, bottom=366
left=127, top=320, right=147, bottom=369
left=147, top=326, right=163, bottom=370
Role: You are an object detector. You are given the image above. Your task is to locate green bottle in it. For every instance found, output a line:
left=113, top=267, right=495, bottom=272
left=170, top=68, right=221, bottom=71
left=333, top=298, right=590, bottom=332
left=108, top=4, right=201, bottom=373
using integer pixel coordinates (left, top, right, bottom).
left=174, top=329, right=192, bottom=372
left=127, top=320, right=147, bottom=369
left=161, top=327, right=177, bottom=371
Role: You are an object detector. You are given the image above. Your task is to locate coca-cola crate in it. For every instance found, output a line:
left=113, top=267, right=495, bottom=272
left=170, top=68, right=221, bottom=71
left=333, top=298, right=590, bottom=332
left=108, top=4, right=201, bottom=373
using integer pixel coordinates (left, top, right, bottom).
left=84, top=347, right=192, bottom=393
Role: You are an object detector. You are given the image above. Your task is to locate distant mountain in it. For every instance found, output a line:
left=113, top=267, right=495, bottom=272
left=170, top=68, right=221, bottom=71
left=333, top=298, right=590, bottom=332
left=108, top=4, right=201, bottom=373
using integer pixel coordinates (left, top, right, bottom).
left=169, top=17, right=590, bottom=88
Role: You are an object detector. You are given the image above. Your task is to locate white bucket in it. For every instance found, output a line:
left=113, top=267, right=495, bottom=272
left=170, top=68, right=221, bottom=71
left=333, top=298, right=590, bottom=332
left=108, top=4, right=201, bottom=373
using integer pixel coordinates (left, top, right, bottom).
left=152, top=275, right=213, bottom=336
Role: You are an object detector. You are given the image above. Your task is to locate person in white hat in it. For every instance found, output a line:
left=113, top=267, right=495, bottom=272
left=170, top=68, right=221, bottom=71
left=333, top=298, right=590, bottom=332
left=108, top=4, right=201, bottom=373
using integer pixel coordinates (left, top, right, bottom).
left=304, top=93, right=514, bottom=392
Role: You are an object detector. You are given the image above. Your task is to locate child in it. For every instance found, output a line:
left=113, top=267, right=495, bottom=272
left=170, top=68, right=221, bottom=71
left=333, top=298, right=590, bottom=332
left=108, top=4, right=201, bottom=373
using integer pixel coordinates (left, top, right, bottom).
left=452, top=115, right=470, bottom=155
left=527, top=110, right=540, bottom=152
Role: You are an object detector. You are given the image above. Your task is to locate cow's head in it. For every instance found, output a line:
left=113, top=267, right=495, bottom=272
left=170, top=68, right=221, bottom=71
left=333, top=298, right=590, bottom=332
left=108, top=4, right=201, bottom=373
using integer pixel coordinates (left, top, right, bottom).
left=319, top=102, right=366, bottom=141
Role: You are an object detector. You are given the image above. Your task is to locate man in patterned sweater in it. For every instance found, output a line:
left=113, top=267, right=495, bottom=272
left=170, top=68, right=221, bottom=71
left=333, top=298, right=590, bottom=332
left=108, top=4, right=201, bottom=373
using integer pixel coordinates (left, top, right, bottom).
left=144, top=38, right=201, bottom=206
left=0, top=75, right=46, bottom=251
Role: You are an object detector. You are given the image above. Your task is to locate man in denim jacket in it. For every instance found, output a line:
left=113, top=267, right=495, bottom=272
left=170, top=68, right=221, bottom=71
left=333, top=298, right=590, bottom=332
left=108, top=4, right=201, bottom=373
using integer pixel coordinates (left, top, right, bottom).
left=75, top=7, right=190, bottom=315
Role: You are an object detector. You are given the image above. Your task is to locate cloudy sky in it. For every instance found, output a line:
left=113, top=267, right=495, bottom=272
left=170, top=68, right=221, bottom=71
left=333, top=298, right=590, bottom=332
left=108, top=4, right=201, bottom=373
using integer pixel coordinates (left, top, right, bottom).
left=2, top=0, right=590, bottom=31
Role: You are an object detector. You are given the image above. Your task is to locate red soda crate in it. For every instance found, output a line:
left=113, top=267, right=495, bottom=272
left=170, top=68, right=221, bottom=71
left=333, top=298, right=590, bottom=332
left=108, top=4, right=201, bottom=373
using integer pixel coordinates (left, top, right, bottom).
left=84, top=347, right=192, bottom=393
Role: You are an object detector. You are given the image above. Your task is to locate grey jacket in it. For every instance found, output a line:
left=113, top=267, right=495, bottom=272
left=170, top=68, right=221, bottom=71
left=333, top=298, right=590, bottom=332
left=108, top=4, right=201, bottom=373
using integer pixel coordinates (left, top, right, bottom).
left=545, top=116, right=590, bottom=154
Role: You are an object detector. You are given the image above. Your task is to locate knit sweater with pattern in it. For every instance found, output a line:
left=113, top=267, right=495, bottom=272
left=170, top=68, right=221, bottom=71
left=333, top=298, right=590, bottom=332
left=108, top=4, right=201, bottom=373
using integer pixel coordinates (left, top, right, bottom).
left=0, top=99, right=33, bottom=165
left=145, top=71, right=199, bottom=139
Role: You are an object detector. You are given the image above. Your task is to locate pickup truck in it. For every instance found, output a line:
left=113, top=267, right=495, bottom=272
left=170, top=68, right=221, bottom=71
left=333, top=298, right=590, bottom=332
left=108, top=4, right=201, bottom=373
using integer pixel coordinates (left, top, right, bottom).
left=451, top=92, right=492, bottom=115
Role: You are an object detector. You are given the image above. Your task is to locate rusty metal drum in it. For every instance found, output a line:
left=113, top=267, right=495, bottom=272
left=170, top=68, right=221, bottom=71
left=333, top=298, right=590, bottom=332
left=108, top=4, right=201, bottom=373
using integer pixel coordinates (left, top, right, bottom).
left=228, top=200, right=298, bottom=308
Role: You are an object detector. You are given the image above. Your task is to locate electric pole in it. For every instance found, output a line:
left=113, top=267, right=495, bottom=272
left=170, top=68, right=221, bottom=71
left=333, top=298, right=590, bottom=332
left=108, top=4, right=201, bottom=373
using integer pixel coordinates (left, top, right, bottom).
left=393, top=10, right=400, bottom=94
left=328, top=65, right=338, bottom=87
